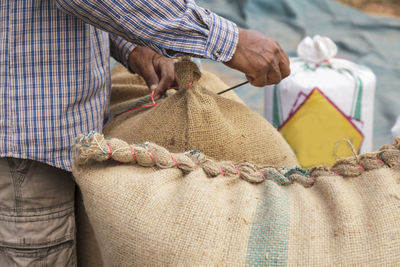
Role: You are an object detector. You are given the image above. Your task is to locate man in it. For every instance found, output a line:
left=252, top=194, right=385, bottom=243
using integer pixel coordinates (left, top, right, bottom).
left=0, top=0, right=290, bottom=265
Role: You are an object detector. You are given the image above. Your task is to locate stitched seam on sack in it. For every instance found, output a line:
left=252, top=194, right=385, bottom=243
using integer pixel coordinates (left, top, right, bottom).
left=74, top=133, right=400, bottom=187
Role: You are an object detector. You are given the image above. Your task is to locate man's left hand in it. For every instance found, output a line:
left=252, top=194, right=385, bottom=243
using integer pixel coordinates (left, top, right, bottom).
left=128, top=46, right=177, bottom=99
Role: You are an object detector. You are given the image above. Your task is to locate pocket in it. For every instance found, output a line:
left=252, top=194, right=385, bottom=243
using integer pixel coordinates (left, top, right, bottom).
left=0, top=202, right=76, bottom=266
left=0, top=240, right=76, bottom=267
left=0, top=204, right=75, bottom=248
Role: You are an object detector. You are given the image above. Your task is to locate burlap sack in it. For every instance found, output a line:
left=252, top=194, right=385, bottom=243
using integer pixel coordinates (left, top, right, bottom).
left=73, top=132, right=400, bottom=266
left=75, top=189, right=103, bottom=267
left=104, top=59, right=298, bottom=167
left=75, top=62, right=265, bottom=267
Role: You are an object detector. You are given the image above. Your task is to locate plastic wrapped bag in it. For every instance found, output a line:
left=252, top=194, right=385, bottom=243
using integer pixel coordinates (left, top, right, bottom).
left=265, top=36, right=376, bottom=167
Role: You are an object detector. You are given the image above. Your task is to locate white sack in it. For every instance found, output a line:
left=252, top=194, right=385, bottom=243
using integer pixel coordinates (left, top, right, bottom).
left=265, top=36, right=376, bottom=167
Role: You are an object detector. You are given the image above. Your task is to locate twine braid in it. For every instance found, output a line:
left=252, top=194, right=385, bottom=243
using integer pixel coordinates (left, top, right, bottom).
left=74, top=132, right=400, bottom=186
left=74, top=132, right=312, bottom=185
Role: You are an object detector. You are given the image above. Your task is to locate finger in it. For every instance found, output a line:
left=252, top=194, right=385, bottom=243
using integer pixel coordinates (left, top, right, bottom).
left=248, top=60, right=275, bottom=87
left=140, top=64, right=160, bottom=92
left=170, top=75, right=179, bottom=89
left=247, top=72, right=267, bottom=87
left=266, top=61, right=282, bottom=85
left=278, top=51, right=291, bottom=79
left=155, top=64, right=176, bottom=98
left=246, top=56, right=269, bottom=87
left=279, top=61, right=290, bottom=80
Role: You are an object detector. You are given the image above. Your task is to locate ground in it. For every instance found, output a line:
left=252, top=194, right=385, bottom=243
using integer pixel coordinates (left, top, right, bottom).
left=337, top=0, right=400, bottom=17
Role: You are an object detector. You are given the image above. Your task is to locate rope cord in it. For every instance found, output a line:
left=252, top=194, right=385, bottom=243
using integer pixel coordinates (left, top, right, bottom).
left=74, top=133, right=400, bottom=187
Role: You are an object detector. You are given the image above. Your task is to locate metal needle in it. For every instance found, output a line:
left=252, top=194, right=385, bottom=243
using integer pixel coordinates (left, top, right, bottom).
left=217, top=81, right=249, bottom=95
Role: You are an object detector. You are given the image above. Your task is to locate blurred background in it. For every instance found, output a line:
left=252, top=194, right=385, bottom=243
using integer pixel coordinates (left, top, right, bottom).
left=196, top=0, right=400, bottom=149
left=339, top=0, right=400, bottom=17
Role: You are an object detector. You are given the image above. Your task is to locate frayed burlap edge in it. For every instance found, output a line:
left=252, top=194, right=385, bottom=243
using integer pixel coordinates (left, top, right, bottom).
left=73, top=132, right=400, bottom=188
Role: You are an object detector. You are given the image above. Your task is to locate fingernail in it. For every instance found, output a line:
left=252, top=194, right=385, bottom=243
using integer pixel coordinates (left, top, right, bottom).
left=150, top=84, right=158, bottom=91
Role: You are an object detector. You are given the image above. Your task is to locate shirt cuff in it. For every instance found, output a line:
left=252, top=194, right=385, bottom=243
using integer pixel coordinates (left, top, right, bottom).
left=120, top=42, right=137, bottom=69
left=204, top=12, right=239, bottom=62
left=109, top=34, right=137, bottom=69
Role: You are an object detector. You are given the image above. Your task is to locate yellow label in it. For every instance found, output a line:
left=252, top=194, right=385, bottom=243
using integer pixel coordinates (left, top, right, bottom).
left=279, top=89, right=363, bottom=167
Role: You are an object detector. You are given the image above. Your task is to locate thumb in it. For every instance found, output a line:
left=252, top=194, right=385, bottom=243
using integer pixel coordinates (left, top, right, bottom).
left=140, top=65, right=159, bottom=93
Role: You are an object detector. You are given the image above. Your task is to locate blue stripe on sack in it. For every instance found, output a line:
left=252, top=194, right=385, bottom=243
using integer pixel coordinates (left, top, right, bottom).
left=245, top=181, right=290, bottom=267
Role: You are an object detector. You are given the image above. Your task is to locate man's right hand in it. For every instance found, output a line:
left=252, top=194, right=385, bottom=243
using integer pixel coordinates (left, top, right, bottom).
left=128, top=46, right=177, bottom=100
left=223, top=28, right=290, bottom=87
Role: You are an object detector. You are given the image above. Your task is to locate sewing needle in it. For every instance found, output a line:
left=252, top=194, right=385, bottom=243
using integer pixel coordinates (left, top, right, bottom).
left=217, top=81, right=249, bottom=95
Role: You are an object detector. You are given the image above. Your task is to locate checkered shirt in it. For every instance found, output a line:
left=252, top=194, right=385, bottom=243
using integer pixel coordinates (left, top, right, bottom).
left=0, top=0, right=238, bottom=171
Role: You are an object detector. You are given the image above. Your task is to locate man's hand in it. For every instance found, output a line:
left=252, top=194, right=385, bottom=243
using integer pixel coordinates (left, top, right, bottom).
left=128, top=46, right=176, bottom=99
left=224, top=29, right=290, bottom=87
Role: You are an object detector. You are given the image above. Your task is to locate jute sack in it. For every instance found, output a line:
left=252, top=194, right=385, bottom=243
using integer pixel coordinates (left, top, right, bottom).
left=73, top=132, right=400, bottom=266
left=75, top=189, right=103, bottom=267
left=75, top=62, right=257, bottom=267
left=104, top=59, right=298, bottom=167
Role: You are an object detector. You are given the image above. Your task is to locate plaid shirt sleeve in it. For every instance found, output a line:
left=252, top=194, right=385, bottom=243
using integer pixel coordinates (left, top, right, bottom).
left=109, top=34, right=137, bottom=69
left=54, top=0, right=239, bottom=62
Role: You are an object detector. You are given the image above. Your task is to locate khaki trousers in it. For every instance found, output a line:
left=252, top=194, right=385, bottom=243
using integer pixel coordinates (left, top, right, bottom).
left=0, top=158, right=76, bottom=266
